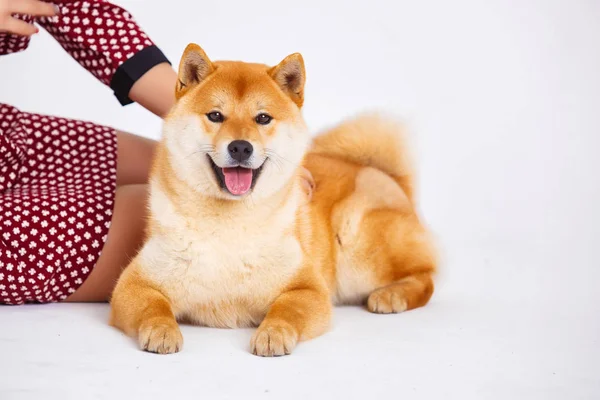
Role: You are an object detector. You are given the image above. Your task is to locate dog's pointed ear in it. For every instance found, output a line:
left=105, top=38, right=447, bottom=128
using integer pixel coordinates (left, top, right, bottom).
left=176, top=43, right=215, bottom=99
left=268, top=53, right=306, bottom=107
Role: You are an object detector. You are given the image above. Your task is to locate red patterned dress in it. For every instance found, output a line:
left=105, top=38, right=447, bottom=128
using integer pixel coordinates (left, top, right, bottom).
left=0, top=1, right=170, bottom=305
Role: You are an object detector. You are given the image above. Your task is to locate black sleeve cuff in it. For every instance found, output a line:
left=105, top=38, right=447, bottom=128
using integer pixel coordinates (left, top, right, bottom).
left=110, top=45, right=171, bottom=106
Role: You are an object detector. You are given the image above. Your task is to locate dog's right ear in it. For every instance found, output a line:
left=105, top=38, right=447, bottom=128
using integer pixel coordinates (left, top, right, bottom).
left=175, top=43, right=215, bottom=100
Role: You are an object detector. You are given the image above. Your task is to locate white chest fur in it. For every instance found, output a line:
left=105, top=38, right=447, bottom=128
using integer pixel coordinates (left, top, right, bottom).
left=138, top=181, right=304, bottom=327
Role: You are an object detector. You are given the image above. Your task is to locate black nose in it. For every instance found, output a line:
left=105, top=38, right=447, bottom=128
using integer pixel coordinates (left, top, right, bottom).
left=228, top=140, right=253, bottom=162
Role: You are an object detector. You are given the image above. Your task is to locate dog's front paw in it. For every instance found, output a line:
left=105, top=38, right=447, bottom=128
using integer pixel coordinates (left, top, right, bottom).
left=138, top=317, right=183, bottom=354
left=250, top=321, right=299, bottom=357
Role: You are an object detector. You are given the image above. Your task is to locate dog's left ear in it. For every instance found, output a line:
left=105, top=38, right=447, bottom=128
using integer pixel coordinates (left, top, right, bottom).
left=176, top=43, right=215, bottom=100
left=268, top=53, right=306, bottom=108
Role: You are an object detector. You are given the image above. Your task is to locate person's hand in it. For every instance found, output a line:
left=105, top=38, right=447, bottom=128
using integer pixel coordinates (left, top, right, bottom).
left=0, top=0, right=58, bottom=37
left=299, top=166, right=315, bottom=202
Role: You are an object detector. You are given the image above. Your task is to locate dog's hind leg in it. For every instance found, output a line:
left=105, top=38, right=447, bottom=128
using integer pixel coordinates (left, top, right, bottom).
left=362, top=209, right=437, bottom=314
left=367, top=272, right=434, bottom=314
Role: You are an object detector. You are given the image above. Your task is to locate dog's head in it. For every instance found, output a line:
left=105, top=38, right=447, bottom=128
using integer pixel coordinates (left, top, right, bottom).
left=162, top=43, right=310, bottom=201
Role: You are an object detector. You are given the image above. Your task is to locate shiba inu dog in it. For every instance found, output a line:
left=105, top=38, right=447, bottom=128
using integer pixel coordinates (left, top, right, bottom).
left=109, top=43, right=437, bottom=356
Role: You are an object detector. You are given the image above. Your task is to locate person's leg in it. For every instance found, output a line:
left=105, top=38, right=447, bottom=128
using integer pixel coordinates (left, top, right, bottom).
left=115, top=130, right=157, bottom=186
left=67, top=130, right=156, bottom=302
left=66, top=184, right=149, bottom=302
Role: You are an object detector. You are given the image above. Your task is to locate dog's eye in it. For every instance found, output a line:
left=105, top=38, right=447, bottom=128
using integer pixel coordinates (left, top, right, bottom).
left=207, top=111, right=224, bottom=123
left=255, top=114, right=272, bottom=125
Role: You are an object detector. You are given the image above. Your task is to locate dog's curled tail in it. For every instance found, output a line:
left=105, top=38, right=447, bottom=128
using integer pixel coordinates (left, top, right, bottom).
left=310, top=113, right=416, bottom=203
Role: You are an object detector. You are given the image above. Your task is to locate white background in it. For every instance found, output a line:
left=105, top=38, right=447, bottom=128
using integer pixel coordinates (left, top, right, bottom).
left=1, top=0, right=599, bottom=399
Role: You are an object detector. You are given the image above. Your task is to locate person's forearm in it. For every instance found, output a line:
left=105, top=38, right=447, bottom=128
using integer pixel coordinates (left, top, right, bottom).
left=129, top=62, right=178, bottom=119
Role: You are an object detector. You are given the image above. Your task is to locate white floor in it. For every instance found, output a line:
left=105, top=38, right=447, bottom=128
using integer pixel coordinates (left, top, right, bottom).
left=2, top=242, right=598, bottom=400
left=1, top=0, right=599, bottom=399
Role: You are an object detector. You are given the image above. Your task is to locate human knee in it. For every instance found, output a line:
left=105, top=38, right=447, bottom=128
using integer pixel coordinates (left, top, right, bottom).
left=115, top=184, right=149, bottom=207
left=113, top=184, right=150, bottom=231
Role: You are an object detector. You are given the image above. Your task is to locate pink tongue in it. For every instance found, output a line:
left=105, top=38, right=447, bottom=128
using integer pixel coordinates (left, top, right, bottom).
left=222, top=167, right=253, bottom=195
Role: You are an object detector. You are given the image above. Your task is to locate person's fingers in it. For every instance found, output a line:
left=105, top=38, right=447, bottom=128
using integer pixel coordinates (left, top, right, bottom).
left=11, top=0, right=58, bottom=17
left=300, top=167, right=315, bottom=188
left=2, top=17, right=37, bottom=36
left=298, top=166, right=315, bottom=201
left=301, top=179, right=313, bottom=201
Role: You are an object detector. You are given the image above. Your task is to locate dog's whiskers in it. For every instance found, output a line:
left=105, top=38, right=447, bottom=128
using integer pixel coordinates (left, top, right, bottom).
left=264, top=150, right=286, bottom=172
left=265, top=149, right=292, bottom=165
left=266, top=157, right=283, bottom=173
left=187, top=145, right=217, bottom=159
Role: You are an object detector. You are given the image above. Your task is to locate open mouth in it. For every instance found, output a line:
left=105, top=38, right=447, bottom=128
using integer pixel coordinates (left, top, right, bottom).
left=208, top=155, right=264, bottom=196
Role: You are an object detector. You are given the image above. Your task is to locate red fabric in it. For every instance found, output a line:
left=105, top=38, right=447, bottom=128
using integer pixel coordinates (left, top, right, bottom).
left=0, top=105, right=117, bottom=305
left=0, top=1, right=160, bottom=304
left=0, top=0, right=155, bottom=86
